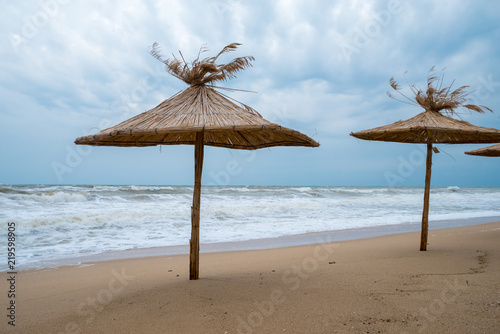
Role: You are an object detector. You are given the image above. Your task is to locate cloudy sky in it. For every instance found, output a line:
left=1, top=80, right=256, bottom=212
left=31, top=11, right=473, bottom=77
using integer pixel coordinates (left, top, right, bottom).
left=1, top=0, right=499, bottom=187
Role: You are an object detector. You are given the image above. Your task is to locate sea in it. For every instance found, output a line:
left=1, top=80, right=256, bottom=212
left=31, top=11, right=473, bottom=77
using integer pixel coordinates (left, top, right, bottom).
left=1, top=185, right=499, bottom=271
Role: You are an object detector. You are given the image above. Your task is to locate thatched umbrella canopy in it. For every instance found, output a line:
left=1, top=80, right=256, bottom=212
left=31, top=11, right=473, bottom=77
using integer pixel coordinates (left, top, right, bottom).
left=351, top=69, right=500, bottom=251
left=75, top=43, right=319, bottom=279
left=465, top=143, right=500, bottom=157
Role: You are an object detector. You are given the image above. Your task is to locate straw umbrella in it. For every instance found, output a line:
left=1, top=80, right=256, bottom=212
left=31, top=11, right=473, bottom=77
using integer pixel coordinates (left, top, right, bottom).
left=75, top=43, right=319, bottom=280
left=465, top=143, right=500, bottom=157
left=350, top=69, right=500, bottom=251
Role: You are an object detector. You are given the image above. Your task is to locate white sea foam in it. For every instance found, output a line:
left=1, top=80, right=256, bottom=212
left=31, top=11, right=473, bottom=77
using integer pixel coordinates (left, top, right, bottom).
left=1, top=185, right=499, bottom=270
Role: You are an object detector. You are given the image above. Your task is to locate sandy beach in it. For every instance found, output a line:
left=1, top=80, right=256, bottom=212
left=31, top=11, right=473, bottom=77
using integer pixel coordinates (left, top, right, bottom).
left=5, top=222, right=500, bottom=333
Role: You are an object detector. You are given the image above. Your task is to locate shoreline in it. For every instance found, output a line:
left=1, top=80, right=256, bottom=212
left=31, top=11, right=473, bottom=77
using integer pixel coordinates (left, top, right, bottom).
left=10, top=221, right=500, bottom=333
left=12, top=214, right=500, bottom=272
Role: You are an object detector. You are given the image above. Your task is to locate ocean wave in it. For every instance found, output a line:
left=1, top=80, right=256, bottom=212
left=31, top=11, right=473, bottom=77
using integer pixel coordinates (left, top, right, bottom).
left=2, top=191, right=90, bottom=203
left=2, top=185, right=500, bottom=271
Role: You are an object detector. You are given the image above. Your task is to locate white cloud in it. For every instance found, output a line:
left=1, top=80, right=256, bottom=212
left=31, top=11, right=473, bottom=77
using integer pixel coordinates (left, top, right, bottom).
left=1, top=0, right=499, bottom=185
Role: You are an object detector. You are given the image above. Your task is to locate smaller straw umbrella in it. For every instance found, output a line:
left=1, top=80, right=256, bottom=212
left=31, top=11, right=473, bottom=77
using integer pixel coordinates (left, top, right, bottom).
left=465, top=143, right=500, bottom=157
left=351, top=68, right=500, bottom=251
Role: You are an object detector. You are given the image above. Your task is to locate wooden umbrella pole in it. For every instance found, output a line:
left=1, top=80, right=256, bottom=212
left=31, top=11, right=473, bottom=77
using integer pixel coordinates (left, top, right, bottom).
left=190, top=131, right=204, bottom=280
left=420, top=140, right=433, bottom=251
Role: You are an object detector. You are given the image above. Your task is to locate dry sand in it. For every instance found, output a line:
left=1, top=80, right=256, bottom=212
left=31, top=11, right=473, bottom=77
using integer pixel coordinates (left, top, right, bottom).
left=4, top=222, right=500, bottom=333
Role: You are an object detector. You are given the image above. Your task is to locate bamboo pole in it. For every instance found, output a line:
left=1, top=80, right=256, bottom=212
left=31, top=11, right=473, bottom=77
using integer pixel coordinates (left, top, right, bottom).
left=190, top=131, right=204, bottom=280
left=420, top=140, right=433, bottom=251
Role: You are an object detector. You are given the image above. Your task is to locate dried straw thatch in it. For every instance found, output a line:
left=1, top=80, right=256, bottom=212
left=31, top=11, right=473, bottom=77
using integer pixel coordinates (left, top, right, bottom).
left=150, top=42, right=254, bottom=86
left=351, top=110, right=500, bottom=144
left=465, top=143, right=500, bottom=157
left=75, top=43, right=318, bottom=280
left=387, top=66, right=492, bottom=116
left=74, top=85, right=318, bottom=149
left=350, top=68, right=500, bottom=251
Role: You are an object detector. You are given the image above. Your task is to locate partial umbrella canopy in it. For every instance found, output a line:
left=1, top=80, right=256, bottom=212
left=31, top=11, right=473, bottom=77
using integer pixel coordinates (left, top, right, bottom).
left=465, top=143, right=500, bottom=157
left=351, top=69, right=500, bottom=251
left=75, top=43, right=319, bottom=280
